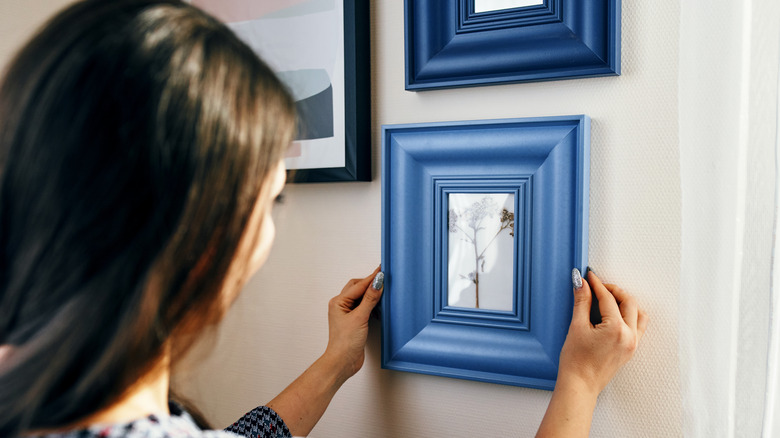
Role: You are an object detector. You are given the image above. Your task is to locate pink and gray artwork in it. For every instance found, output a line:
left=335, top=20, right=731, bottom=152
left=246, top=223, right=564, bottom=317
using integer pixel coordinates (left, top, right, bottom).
left=192, top=0, right=345, bottom=169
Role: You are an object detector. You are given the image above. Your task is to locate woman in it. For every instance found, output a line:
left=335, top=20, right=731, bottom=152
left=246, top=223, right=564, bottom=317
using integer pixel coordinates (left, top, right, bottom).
left=0, top=0, right=647, bottom=437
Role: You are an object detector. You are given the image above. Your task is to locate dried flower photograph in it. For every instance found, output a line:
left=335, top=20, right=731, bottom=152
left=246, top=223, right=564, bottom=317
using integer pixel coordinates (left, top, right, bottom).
left=447, top=193, right=515, bottom=311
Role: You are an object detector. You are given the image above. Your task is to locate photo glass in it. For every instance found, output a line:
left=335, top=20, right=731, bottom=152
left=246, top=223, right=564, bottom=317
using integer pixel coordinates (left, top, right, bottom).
left=447, top=193, right=515, bottom=311
left=474, top=0, right=544, bottom=13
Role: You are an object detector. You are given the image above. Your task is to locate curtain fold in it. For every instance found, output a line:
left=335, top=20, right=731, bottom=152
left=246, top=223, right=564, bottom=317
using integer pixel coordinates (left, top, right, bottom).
left=678, top=1, right=779, bottom=437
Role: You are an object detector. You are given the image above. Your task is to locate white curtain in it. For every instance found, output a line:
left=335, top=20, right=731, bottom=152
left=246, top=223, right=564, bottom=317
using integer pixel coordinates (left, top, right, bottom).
left=767, top=51, right=780, bottom=437
left=768, top=100, right=780, bottom=435
left=678, top=0, right=780, bottom=436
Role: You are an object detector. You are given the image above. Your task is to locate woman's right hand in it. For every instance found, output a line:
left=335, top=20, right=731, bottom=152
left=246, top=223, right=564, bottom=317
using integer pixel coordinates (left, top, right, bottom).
left=558, top=269, right=648, bottom=396
left=536, top=269, right=648, bottom=437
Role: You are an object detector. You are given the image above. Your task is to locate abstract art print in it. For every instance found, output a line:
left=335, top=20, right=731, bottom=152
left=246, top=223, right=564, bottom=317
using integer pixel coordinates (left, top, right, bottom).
left=191, top=0, right=370, bottom=182
left=381, top=116, right=590, bottom=389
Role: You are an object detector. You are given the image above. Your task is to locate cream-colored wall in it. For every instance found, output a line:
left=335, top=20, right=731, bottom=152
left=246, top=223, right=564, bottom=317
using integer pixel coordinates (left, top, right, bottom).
left=180, top=1, right=684, bottom=437
left=0, top=0, right=685, bottom=436
left=0, top=0, right=74, bottom=69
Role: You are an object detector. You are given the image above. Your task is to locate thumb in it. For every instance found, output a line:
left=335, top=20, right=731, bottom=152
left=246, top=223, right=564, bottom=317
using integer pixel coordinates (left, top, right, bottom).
left=570, top=268, right=592, bottom=327
left=353, top=272, right=384, bottom=320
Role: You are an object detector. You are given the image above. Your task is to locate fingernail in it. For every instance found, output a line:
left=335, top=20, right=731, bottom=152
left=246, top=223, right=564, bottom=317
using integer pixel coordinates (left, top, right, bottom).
left=372, top=272, right=385, bottom=290
left=571, top=268, right=583, bottom=290
left=586, top=267, right=596, bottom=277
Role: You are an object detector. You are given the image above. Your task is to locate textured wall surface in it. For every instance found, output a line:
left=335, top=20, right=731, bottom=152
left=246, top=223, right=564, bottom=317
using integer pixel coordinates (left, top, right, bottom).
left=0, top=0, right=74, bottom=69
left=0, top=0, right=685, bottom=436
left=176, top=0, right=685, bottom=437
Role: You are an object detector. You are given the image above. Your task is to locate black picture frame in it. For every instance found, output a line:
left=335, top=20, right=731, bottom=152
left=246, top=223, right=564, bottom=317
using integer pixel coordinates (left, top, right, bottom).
left=291, top=0, right=371, bottom=183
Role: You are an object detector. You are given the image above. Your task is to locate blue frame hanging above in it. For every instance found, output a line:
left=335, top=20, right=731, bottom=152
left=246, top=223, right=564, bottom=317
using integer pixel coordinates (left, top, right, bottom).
left=404, top=0, right=621, bottom=90
left=381, top=116, right=590, bottom=389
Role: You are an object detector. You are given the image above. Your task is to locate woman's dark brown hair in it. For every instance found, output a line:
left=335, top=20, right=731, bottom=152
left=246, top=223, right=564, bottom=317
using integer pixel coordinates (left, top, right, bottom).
left=0, top=0, right=295, bottom=434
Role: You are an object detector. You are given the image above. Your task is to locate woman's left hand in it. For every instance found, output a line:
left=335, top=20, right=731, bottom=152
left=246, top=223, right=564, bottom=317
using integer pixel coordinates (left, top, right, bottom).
left=324, top=266, right=384, bottom=382
left=266, top=267, right=384, bottom=435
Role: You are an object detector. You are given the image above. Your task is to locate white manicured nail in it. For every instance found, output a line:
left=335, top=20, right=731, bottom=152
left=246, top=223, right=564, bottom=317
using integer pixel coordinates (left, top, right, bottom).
left=372, top=272, right=384, bottom=290
left=572, top=268, right=583, bottom=290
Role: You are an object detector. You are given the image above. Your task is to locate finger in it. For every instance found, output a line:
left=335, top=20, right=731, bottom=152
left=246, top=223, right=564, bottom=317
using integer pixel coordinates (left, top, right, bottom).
left=340, top=266, right=381, bottom=301
left=586, top=270, right=621, bottom=322
left=570, top=268, right=593, bottom=328
left=603, top=283, right=628, bottom=304
left=637, top=309, right=649, bottom=342
left=352, top=272, right=384, bottom=320
left=604, top=283, right=638, bottom=330
left=588, top=269, right=602, bottom=325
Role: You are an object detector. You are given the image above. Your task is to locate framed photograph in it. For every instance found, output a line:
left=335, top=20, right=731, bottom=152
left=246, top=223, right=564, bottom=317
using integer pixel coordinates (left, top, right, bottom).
left=191, top=0, right=371, bottom=182
left=381, top=116, right=590, bottom=389
left=405, top=0, right=621, bottom=90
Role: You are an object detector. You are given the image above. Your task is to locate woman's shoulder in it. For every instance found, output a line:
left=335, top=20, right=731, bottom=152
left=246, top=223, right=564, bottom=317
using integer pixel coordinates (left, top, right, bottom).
left=25, top=402, right=292, bottom=438
left=29, top=410, right=241, bottom=438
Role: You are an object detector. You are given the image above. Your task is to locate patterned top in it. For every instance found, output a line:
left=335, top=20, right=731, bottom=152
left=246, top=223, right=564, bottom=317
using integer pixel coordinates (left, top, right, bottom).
left=30, top=404, right=292, bottom=438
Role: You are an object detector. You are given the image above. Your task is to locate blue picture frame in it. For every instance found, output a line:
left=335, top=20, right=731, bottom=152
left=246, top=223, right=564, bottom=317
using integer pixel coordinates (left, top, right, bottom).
left=381, top=116, right=590, bottom=389
left=404, top=0, right=621, bottom=90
